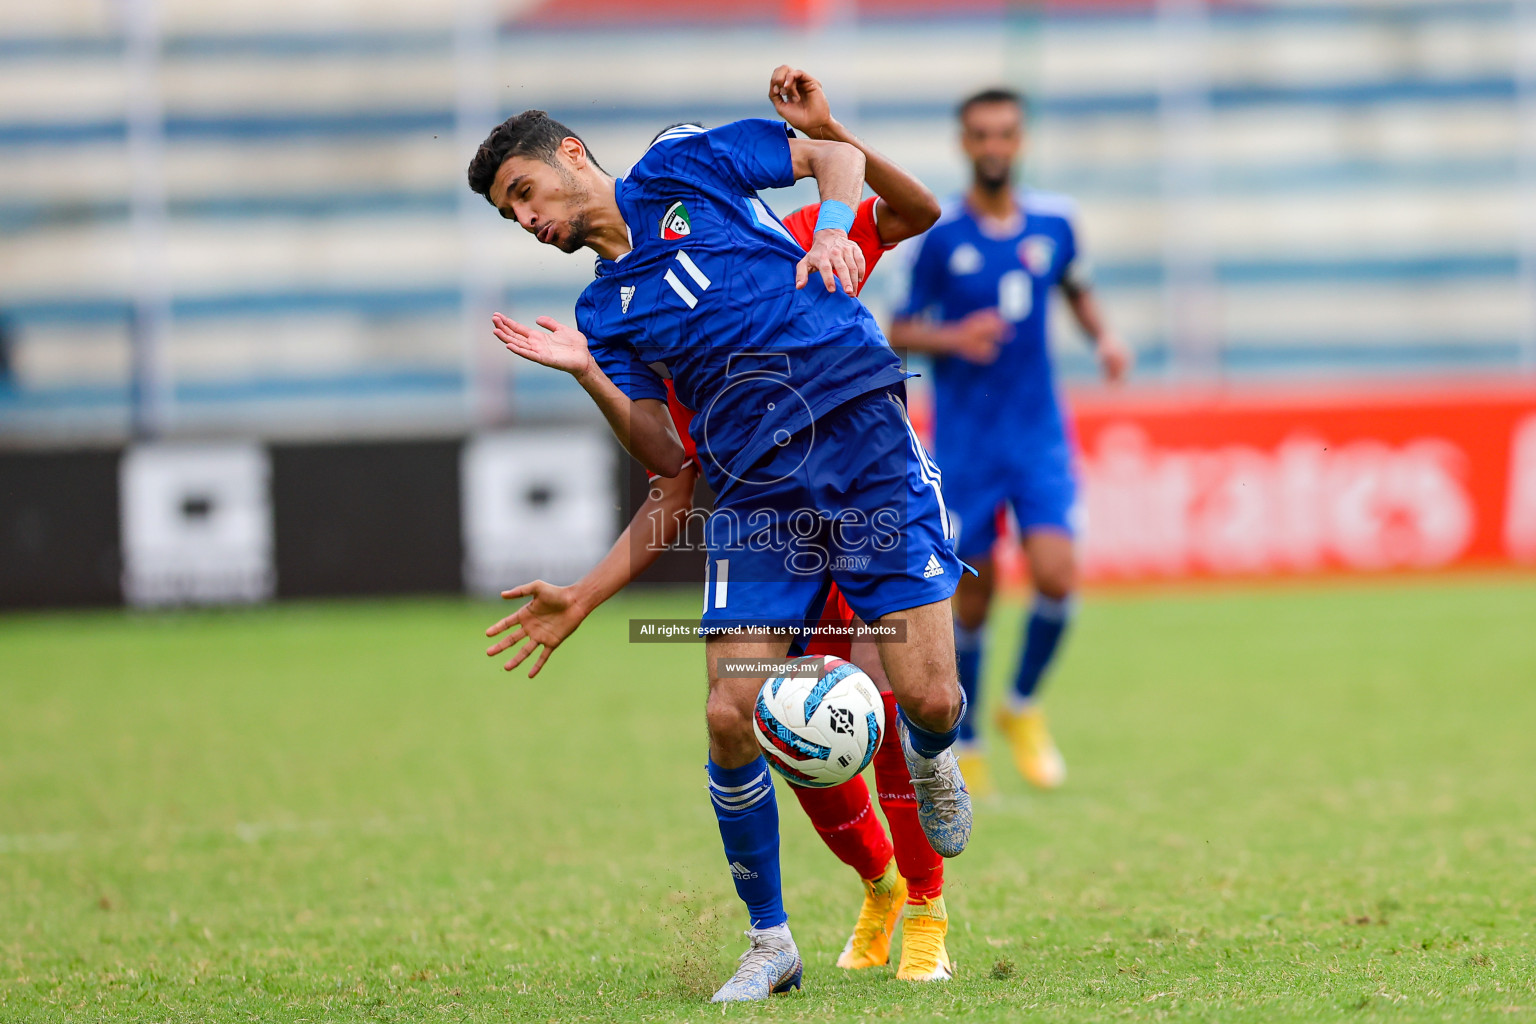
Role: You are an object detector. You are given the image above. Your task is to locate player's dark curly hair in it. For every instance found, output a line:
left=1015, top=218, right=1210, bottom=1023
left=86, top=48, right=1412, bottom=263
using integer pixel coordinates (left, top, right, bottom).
left=466, top=109, right=604, bottom=203
left=958, top=87, right=1026, bottom=120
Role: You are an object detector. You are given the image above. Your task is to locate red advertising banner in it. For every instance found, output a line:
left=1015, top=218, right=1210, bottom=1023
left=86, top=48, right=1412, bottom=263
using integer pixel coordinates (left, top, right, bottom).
left=521, top=0, right=1157, bottom=27
left=1056, top=383, right=1536, bottom=583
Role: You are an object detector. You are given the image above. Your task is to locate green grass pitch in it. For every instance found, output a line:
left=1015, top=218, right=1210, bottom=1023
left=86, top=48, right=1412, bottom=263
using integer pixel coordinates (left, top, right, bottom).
left=3, top=576, right=1535, bottom=1022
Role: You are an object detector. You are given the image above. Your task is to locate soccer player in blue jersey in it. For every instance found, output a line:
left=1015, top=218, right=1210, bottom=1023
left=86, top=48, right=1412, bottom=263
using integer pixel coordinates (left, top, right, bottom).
left=467, top=102, right=971, bottom=1002
left=889, top=87, right=1130, bottom=793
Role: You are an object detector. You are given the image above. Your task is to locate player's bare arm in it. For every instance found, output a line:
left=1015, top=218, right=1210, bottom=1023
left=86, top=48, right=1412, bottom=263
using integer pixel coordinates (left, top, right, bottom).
left=787, top=136, right=867, bottom=294
left=1061, top=281, right=1131, bottom=383
left=492, top=312, right=687, bottom=477
left=770, top=65, right=940, bottom=245
left=887, top=308, right=1008, bottom=365
left=485, top=465, right=698, bottom=676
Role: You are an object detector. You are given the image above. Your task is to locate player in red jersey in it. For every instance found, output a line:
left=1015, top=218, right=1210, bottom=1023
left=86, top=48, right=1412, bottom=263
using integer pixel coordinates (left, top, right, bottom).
left=486, top=67, right=955, bottom=981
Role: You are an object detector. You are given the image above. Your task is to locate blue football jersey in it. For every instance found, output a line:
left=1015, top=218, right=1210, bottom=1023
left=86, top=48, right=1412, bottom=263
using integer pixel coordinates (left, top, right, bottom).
left=899, top=191, right=1087, bottom=483
left=575, top=119, right=907, bottom=495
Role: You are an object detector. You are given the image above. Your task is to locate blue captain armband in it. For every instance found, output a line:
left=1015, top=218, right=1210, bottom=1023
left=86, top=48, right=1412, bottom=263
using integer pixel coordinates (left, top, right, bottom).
left=814, top=199, right=856, bottom=235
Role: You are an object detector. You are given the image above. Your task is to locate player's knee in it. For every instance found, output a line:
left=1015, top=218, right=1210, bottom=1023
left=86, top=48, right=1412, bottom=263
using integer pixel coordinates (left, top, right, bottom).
left=1036, top=569, right=1075, bottom=601
left=1032, top=554, right=1077, bottom=600
left=907, top=687, right=963, bottom=733
left=704, top=689, right=753, bottom=744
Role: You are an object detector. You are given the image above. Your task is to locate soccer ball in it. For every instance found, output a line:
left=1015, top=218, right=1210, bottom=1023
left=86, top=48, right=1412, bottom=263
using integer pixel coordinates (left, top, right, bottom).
left=753, top=656, right=885, bottom=788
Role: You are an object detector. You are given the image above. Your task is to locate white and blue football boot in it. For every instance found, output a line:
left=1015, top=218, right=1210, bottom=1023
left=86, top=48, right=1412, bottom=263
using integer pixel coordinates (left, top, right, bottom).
left=710, top=924, right=803, bottom=1003
left=899, top=718, right=973, bottom=858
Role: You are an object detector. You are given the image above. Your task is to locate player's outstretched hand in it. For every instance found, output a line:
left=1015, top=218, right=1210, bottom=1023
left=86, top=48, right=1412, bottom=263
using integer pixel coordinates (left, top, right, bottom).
left=485, top=579, right=588, bottom=678
left=1097, top=331, right=1133, bottom=383
left=769, top=65, right=833, bottom=137
left=797, top=229, right=866, bottom=295
left=492, top=312, right=595, bottom=378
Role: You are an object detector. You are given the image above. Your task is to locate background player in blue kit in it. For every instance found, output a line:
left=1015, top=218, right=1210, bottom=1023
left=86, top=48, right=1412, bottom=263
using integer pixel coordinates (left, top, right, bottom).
left=889, top=87, right=1131, bottom=794
left=467, top=105, right=971, bottom=1002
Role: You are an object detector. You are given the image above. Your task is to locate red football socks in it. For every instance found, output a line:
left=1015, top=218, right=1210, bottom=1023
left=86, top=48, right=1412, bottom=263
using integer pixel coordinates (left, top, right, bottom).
left=791, top=773, right=893, bottom=882
left=872, top=690, right=945, bottom=902
left=792, top=691, right=946, bottom=901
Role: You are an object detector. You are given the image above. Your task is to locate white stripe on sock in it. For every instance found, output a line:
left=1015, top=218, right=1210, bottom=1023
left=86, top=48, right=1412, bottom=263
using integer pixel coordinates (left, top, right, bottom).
left=708, top=768, right=768, bottom=794
left=711, top=787, right=772, bottom=813
left=1032, top=595, right=1073, bottom=622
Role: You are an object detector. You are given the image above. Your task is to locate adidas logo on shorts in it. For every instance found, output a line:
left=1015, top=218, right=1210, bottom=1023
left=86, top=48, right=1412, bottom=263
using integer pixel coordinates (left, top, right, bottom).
left=923, top=553, right=945, bottom=579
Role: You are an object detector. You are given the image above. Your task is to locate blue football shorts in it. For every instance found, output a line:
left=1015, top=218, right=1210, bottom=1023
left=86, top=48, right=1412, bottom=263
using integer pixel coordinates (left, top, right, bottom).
left=699, top=385, right=963, bottom=635
left=945, top=448, right=1080, bottom=563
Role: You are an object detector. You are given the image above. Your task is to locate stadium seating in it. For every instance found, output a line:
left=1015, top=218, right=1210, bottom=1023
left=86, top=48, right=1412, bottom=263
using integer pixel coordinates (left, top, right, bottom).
left=0, top=0, right=1528, bottom=440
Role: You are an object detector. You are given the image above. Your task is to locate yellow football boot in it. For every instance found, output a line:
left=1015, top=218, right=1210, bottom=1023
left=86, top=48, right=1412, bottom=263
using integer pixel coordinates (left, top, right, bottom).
left=954, top=746, right=995, bottom=798
left=896, top=896, right=955, bottom=981
left=994, top=705, right=1066, bottom=789
left=836, top=858, right=907, bottom=969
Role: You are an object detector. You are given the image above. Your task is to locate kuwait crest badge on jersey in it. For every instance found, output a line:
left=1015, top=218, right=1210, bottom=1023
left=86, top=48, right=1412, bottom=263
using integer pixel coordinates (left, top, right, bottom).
left=661, top=201, right=691, bottom=240
left=1020, top=235, right=1055, bottom=276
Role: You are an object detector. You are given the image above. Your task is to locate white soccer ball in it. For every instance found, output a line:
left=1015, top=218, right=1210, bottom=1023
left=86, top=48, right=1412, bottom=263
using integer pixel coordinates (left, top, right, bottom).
left=753, top=656, right=885, bottom=788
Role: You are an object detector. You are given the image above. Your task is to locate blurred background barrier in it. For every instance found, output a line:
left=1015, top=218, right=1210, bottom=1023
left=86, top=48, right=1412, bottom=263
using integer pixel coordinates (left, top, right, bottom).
left=0, top=430, right=629, bottom=609
left=2, top=0, right=1535, bottom=605
left=910, top=380, right=1536, bottom=586
left=0, top=449, right=121, bottom=606
left=6, top=388, right=1536, bottom=609
left=461, top=427, right=615, bottom=597
left=267, top=439, right=465, bottom=599
left=119, top=440, right=272, bottom=605
left=1071, top=382, right=1536, bottom=580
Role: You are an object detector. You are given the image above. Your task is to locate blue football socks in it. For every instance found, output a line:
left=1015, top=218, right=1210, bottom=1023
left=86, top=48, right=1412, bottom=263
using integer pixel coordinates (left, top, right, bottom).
left=1012, top=594, right=1073, bottom=709
left=707, top=756, right=785, bottom=929
left=953, top=620, right=984, bottom=745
